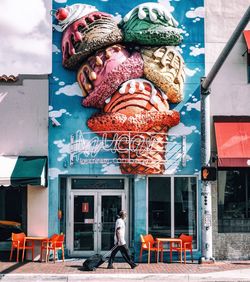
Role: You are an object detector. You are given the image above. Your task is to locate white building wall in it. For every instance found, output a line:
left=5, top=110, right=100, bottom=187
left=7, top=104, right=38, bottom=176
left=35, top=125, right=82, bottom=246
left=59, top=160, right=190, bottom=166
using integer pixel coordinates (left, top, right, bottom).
left=206, top=0, right=250, bottom=119
left=205, top=0, right=250, bottom=259
left=0, top=75, right=49, bottom=247
left=0, top=75, right=48, bottom=155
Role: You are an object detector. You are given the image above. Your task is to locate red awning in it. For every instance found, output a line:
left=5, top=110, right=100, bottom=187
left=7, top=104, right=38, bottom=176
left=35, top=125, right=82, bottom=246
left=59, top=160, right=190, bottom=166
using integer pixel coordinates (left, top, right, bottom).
left=214, top=122, right=250, bottom=167
left=243, top=30, right=250, bottom=54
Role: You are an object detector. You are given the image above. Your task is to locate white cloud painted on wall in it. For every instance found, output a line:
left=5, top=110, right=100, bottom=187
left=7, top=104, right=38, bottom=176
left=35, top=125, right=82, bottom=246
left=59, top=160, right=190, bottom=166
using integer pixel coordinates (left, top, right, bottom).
left=185, top=67, right=200, bottom=77
left=185, top=101, right=201, bottom=112
left=168, top=122, right=197, bottom=136
left=185, top=7, right=205, bottom=19
left=49, top=167, right=68, bottom=180
left=54, top=139, right=70, bottom=161
left=157, top=0, right=174, bottom=12
left=101, top=163, right=121, bottom=174
left=49, top=108, right=65, bottom=118
left=52, top=44, right=61, bottom=53
left=49, top=107, right=71, bottom=118
left=54, top=0, right=67, bottom=3
left=189, top=46, right=204, bottom=56
left=55, top=82, right=82, bottom=97
left=52, top=24, right=63, bottom=32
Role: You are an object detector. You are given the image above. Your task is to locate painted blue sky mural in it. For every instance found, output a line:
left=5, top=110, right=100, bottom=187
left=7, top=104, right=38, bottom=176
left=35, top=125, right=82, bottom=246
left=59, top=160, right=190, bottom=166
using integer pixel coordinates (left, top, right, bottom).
left=49, top=0, right=204, bottom=181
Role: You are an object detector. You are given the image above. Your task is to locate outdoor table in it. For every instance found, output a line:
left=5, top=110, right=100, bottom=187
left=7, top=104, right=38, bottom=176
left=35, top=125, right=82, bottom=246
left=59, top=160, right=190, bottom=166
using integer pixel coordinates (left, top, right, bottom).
left=156, top=238, right=182, bottom=263
left=23, top=236, right=48, bottom=262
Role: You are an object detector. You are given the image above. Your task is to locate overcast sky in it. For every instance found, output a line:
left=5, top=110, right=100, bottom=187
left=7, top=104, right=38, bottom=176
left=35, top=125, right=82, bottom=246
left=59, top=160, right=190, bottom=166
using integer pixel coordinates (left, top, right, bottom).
left=0, top=0, right=51, bottom=75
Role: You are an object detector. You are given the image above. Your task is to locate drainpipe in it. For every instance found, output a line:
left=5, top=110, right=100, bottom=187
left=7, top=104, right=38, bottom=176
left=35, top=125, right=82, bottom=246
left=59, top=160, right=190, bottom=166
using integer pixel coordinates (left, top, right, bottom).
left=200, top=5, right=250, bottom=262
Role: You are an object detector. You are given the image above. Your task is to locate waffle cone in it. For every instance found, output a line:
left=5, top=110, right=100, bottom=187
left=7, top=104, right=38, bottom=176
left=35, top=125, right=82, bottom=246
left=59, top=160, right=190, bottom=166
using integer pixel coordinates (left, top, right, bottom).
left=116, top=126, right=168, bottom=174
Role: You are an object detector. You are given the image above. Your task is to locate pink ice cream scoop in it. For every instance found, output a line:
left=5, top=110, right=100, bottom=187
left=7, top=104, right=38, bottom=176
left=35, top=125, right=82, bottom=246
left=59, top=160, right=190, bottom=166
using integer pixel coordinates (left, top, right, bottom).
left=77, top=44, right=144, bottom=108
left=56, top=4, right=123, bottom=70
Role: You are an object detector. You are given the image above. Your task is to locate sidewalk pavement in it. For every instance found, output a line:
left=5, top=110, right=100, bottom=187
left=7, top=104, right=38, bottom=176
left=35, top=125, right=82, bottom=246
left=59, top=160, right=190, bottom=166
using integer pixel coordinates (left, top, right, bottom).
left=1, top=259, right=250, bottom=281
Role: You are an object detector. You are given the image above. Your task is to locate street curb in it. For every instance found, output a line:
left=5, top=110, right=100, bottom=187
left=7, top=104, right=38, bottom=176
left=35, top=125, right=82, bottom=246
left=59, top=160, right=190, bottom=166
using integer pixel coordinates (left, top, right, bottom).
left=1, top=270, right=250, bottom=282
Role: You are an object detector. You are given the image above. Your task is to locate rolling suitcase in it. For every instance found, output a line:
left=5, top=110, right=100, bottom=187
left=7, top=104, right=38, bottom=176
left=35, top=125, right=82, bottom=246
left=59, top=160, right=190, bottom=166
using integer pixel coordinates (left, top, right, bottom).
left=82, top=245, right=117, bottom=271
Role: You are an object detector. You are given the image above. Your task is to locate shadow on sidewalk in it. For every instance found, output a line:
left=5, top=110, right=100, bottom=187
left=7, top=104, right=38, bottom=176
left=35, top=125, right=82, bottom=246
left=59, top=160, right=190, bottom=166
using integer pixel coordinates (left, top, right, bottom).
left=0, top=262, right=29, bottom=276
left=68, top=265, right=83, bottom=271
left=231, top=262, right=250, bottom=265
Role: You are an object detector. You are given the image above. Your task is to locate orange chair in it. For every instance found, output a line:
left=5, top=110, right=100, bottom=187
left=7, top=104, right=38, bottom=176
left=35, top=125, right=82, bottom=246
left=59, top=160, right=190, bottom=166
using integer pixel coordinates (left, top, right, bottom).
left=139, top=234, right=163, bottom=263
left=171, top=234, right=193, bottom=264
left=40, top=234, right=59, bottom=262
left=9, top=232, right=34, bottom=262
left=41, top=234, right=65, bottom=263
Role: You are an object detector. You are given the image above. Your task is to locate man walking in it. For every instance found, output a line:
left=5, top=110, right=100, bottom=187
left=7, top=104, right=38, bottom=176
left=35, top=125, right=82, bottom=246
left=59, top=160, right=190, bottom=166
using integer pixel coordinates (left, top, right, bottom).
left=107, top=210, right=138, bottom=269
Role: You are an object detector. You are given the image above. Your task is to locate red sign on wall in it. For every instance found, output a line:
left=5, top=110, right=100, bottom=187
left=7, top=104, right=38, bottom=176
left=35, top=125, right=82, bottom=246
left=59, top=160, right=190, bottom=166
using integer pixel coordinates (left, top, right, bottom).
left=82, top=202, right=89, bottom=213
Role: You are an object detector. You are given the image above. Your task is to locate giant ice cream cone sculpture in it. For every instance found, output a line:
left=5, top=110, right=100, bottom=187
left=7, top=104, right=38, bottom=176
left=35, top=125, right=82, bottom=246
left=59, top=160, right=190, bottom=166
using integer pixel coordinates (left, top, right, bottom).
left=55, top=2, right=185, bottom=174
left=87, top=79, right=180, bottom=174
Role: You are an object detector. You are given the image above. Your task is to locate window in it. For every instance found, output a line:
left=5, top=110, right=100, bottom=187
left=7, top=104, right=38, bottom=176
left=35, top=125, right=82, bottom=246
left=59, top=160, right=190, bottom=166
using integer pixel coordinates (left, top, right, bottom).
left=0, top=187, right=27, bottom=241
left=148, top=176, right=197, bottom=248
left=174, top=177, right=197, bottom=245
left=218, top=169, right=250, bottom=233
left=148, top=177, right=171, bottom=238
left=71, top=178, right=124, bottom=190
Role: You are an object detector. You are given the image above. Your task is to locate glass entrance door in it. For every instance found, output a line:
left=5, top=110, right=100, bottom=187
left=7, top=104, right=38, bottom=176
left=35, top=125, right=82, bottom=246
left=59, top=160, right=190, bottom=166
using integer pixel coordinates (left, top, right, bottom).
left=98, top=193, right=124, bottom=252
left=73, top=193, right=97, bottom=253
left=69, top=189, right=126, bottom=256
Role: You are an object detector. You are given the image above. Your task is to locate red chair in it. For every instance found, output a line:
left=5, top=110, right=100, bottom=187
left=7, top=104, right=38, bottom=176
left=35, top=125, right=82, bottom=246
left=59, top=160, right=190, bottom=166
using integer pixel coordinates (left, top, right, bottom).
left=139, top=234, right=163, bottom=263
left=171, top=234, right=193, bottom=264
left=41, top=234, right=65, bottom=263
left=9, top=232, right=34, bottom=262
left=40, top=234, right=59, bottom=262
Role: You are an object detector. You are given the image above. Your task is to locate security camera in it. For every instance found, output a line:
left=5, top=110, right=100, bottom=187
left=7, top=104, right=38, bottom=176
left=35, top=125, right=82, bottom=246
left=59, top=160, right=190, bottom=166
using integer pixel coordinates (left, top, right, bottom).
left=51, top=117, right=61, bottom=127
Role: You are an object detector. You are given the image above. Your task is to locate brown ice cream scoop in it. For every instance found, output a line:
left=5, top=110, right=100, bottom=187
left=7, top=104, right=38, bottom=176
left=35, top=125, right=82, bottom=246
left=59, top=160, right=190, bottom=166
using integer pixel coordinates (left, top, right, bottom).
left=141, top=46, right=185, bottom=103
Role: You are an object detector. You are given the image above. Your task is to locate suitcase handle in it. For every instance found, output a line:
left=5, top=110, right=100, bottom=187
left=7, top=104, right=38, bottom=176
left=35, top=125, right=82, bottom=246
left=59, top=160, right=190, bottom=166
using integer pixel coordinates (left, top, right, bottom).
left=103, top=244, right=118, bottom=259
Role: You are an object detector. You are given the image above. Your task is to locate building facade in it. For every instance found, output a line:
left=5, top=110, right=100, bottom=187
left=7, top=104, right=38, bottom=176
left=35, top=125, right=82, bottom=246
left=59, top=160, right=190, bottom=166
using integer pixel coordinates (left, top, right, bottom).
left=49, top=0, right=204, bottom=260
left=205, top=0, right=250, bottom=259
left=0, top=0, right=249, bottom=262
left=0, top=75, right=48, bottom=253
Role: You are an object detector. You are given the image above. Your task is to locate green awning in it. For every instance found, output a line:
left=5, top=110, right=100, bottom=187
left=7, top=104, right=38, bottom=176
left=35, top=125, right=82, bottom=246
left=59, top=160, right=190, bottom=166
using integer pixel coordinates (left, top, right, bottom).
left=0, top=156, right=47, bottom=187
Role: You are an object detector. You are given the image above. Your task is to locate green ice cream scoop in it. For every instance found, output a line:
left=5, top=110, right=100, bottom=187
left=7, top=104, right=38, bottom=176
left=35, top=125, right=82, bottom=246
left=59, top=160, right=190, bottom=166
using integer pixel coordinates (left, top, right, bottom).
left=120, top=2, right=183, bottom=46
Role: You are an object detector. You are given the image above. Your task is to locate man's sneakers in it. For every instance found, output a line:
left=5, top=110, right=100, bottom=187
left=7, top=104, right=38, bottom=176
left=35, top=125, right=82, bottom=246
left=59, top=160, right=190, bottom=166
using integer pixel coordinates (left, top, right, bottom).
left=107, top=264, right=115, bottom=269
left=131, top=263, right=138, bottom=269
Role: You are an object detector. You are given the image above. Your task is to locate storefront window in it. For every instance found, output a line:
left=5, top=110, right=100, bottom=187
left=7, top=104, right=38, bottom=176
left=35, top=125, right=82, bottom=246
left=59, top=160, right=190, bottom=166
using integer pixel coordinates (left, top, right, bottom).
left=174, top=177, right=197, bottom=248
left=148, top=177, right=171, bottom=238
left=0, top=187, right=27, bottom=241
left=148, top=176, right=197, bottom=247
left=218, top=169, right=250, bottom=233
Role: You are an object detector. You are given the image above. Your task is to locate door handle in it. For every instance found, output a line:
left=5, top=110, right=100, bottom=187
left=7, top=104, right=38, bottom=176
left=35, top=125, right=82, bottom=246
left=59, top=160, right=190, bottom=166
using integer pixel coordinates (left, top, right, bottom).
left=93, top=222, right=97, bottom=232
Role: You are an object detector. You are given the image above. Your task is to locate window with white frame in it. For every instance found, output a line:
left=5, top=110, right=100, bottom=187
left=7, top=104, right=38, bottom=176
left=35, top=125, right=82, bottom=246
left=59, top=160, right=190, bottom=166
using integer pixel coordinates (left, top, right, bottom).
left=148, top=176, right=197, bottom=248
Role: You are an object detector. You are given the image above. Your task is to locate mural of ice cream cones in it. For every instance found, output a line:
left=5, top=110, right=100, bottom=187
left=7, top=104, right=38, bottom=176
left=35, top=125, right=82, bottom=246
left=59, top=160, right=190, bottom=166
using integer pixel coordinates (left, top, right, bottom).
left=55, top=2, right=185, bottom=174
